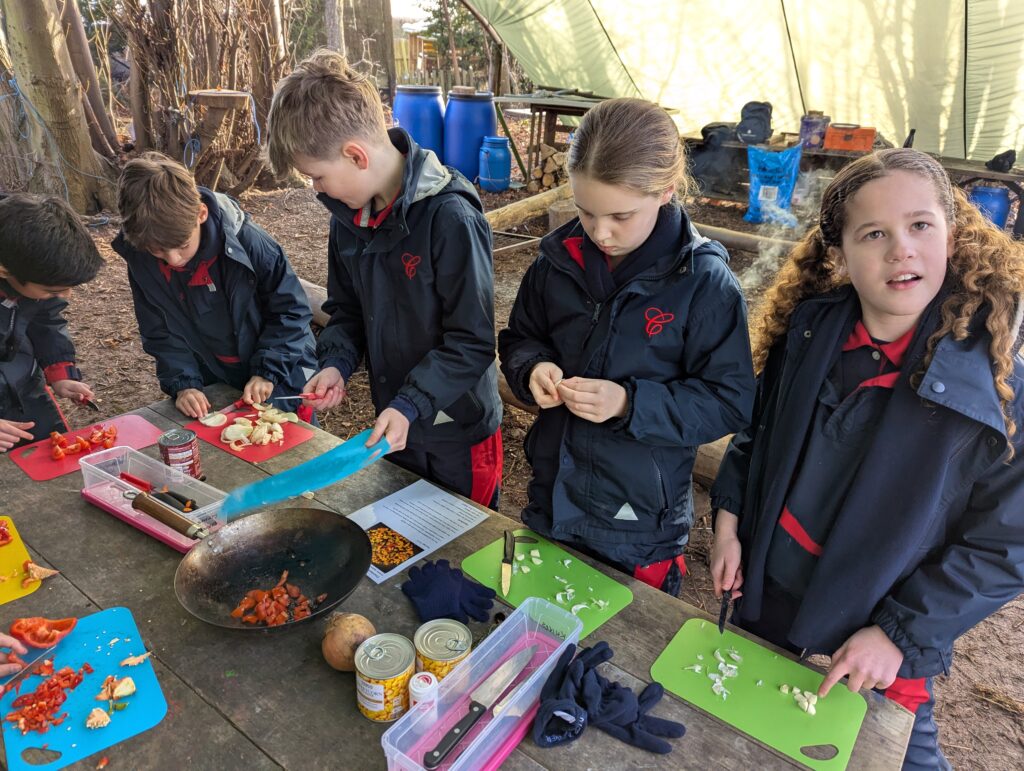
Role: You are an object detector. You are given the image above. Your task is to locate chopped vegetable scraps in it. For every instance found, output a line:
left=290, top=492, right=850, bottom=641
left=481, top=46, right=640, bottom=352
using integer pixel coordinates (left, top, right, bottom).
left=120, top=652, right=152, bottom=667
left=4, top=663, right=92, bottom=734
left=21, top=560, right=60, bottom=589
left=0, top=519, right=12, bottom=547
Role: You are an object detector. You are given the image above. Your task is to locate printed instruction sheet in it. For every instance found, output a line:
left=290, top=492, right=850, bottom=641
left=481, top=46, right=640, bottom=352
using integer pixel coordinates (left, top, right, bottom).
left=348, top=479, right=488, bottom=583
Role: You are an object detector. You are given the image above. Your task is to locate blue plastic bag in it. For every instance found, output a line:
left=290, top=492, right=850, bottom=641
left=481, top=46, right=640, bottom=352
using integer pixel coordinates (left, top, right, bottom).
left=744, top=144, right=802, bottom=227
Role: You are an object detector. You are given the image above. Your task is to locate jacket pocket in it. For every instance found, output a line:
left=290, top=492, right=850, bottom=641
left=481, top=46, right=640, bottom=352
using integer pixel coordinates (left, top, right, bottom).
left=443, top=389, right=484, bottom=426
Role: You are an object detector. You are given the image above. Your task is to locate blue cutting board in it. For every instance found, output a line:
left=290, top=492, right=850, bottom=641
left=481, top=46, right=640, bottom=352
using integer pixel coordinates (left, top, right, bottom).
left=0, top=607, right=167, bottom=771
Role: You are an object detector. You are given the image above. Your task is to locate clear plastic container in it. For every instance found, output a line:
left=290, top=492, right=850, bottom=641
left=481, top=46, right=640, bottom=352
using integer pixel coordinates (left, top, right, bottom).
left=79, top=446, right=227, bottom=552
left=382, top=597, right=583, bottom=770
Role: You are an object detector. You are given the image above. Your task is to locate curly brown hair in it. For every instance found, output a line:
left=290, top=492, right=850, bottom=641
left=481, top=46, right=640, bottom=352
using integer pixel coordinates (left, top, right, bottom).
left=752, top=148, right=1024, bottom=446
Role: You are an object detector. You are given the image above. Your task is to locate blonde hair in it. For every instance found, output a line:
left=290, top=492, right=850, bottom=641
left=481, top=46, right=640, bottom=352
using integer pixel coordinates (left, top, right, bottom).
left=117, top=152, right=201, bottom=250
left=267, top=49, right=388, bottom=175
left=753, top=148, right=1024, bottom=448
left=567, top=97, right=693, bottom=197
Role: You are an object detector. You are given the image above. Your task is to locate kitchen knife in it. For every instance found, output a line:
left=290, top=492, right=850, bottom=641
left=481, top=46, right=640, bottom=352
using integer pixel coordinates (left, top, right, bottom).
left=219, top=429, right=388, bottom=519
left=423, top=645, right=537, bottom=769
left=500, top=532, right=539, bottom=596
left=500, top=530, right=515, bottom=596
left=718, top=589, right=732, bottom=634
left=0, top=646, right=58, bottom=698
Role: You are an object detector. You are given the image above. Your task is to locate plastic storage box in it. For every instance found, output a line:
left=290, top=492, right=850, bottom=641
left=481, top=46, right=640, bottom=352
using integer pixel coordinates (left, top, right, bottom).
left=382, top=597, right=582, bottom=770
left=79, top=446, right=227, bottom=552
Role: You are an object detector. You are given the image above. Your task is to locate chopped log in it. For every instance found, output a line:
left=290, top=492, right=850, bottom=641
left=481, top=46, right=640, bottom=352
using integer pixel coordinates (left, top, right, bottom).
left=543, top=157, right=559, bottom=174
left=526, top=181, right=541, bottom=193
left=542, top=172, right=555, bottom=188
left=539, top=143, right=557, bottom=159
left=531, top=167, right=544, bottom=179
left=485, top=184, right=572, bottom=231
left=552, top=151, right=566, bottom=166
left=548, top=198, right=576, bottom=230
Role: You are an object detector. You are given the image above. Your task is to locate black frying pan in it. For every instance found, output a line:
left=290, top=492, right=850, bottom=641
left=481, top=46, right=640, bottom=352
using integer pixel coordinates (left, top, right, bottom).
left=174, top=507, right=371, bottom=630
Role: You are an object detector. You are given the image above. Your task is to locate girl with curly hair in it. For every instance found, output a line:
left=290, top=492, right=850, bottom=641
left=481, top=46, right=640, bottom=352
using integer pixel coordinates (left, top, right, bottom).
left=710, top=148, right=1024, bottom=769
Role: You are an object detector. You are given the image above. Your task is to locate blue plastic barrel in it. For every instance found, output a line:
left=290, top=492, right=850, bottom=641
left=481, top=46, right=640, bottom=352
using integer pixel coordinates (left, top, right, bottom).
left=479, top=136, right=511, bottom=192
left=968, top=185, right=1011, bottom=228
left=393, top=86, right=445, bottom=162
left=444, top=91, right=496, bottom=181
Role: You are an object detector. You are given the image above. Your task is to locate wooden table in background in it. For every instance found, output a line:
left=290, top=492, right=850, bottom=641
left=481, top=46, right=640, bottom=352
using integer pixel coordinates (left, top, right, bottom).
left=0, top=384, right=913, bottom=769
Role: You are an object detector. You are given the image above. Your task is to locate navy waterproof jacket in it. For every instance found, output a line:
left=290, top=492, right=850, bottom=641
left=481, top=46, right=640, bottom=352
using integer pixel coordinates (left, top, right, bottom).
left=112, top=190, right=316, bottom=398
left=0, top=282, right=80, bottom=415
left=499, top=210, right=755, bottom=567
left=315, top=128, right=501, bottom=447
left=711, top=285, right=1024, bottom=678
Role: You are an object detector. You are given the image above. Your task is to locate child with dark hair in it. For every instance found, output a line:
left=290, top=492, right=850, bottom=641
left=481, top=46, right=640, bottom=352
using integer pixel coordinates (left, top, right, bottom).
left=0, top=194, right=103, bottom=450
left=711, top=148, right=1024, bottom=769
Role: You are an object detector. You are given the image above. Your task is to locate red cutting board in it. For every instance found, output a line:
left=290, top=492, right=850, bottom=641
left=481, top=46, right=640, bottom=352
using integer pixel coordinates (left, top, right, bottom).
left=185, top=405, right=314, bottom=462
left=8, top=414, right=166, bottom=482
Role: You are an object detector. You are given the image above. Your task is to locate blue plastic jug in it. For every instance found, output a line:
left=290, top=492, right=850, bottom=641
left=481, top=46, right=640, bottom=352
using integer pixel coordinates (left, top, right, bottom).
left=479, top=136, right=511, bottom=192
left=968, top=185, right=1011, bottom=229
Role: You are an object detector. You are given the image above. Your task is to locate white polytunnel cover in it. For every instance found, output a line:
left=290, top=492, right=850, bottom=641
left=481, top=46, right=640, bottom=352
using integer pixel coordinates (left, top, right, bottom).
left=468, top=0, right=1024, bottom=160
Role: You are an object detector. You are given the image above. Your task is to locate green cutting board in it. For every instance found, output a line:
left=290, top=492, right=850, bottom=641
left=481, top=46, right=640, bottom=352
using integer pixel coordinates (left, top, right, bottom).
left=652, top=619, right=867, bottom=770
left=461, top=529, right=633, bottom=638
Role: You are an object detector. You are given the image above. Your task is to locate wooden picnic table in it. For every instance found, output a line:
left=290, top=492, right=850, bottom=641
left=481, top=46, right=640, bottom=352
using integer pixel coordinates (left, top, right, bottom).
left=0, top=384, right=913, bottom=769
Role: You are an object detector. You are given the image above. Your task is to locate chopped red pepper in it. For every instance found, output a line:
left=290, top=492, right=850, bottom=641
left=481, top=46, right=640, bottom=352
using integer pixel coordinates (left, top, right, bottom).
left=50, top=445, right=66, bottom=461
left=4, top=663, right=89, bottom=734
left=0, top=520, right=12, bottom=547
left=9, top=617, right=77, bottom=648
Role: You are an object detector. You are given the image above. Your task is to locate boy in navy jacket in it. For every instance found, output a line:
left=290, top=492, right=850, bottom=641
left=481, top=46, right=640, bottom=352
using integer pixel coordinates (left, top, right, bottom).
left=267, top=51, right=502, bottom=508
left=112, top=153, right=317, bottom=421
left=0, top=194, right=102, bottom=450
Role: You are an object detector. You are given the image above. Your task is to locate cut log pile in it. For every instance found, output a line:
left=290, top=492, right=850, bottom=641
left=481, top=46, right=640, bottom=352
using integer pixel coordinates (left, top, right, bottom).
left=528, top=144, right=568, bottom=193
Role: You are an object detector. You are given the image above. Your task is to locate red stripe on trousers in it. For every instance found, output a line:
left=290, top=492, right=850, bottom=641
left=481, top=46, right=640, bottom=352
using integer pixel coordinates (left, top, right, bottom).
left=634, top=554, right=687, bottom=590
left=883, top=676, right=930, bottom=714
left=469, top=429, right=502, bottom=507
left=779, top=505, right=823, bottom=556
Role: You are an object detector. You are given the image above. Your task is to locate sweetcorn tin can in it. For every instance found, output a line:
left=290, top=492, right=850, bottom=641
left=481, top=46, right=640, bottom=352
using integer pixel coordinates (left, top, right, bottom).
left=354, top=633, right=415, bottom=722
left=414, top=619, right=472, bottom=681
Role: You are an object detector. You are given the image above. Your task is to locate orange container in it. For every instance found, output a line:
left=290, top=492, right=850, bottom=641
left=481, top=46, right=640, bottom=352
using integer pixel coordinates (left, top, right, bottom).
left=823, top=124, right=876, bottom=152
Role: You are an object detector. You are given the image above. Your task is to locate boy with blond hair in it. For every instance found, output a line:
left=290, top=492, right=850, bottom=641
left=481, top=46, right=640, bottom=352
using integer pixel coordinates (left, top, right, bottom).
left=112, top=152, right=317, bottom=420
left=267, top=50, right=503, bottom=508
left=0, top=194, right=103, bottom=450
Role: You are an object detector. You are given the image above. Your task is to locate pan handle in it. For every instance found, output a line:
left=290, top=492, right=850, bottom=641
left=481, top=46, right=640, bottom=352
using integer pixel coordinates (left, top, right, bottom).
left=131, top=492, right=210, bottom=540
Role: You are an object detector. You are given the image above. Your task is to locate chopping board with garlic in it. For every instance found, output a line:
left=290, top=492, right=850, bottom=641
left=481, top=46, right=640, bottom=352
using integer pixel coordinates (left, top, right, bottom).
left=0, top=607, right=167, bottom=771
left=186, top=401, right=315, bottom=462
left=651, top=618, right=867, bottom=770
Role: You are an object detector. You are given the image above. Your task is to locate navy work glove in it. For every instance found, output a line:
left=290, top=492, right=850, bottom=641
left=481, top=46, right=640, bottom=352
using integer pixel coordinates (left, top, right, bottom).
left=589, top=677, right=686, bottom=754
left=401, top=560, right=496, bottom=623
left=532, top=644, right=588, bottom=748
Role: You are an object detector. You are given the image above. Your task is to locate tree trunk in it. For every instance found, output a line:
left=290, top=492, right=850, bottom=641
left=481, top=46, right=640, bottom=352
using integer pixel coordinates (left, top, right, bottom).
left=1, top=0, right=115, bottom=212
left=57, top=0, right=118, bottom=152
left=325, top=0, right=346, bottom=56
left=127, top=46, right=154, bottom=151
left=0, top=11, right=32, bottom=190
left=342, top=0, right=395, bottom=98
left=439, top=0, right=459, bottom=74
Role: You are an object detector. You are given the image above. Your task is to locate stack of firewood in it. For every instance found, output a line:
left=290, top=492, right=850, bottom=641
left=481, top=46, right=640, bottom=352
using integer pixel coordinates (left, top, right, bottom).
left=527, top=144, right=568, bottom=193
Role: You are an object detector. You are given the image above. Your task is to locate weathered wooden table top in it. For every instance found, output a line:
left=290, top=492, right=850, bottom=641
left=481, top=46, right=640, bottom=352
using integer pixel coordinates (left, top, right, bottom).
left=0, top=386, right=912, bottom=769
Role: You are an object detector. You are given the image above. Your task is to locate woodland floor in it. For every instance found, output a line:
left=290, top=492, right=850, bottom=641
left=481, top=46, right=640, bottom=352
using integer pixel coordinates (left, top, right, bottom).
left=59, top=113, right=1024, bottom=768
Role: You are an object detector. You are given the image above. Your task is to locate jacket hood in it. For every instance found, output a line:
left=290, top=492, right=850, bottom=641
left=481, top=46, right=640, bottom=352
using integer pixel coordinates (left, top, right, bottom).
left=538, top=202, right=724, bottom=284
left=317, top=128, right=482, bottom=237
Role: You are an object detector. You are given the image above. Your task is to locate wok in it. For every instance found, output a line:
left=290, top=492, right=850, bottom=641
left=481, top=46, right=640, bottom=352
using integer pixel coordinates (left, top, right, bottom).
left=174, top=507, right=371, bottom=630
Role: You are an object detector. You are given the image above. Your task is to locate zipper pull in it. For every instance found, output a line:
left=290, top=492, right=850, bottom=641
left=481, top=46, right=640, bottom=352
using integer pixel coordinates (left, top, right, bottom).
left=591, top=302, right=602, bottom=325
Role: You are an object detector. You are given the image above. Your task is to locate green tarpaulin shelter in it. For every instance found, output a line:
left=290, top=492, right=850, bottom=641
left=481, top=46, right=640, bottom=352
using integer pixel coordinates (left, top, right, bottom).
left=469, top=0, right=1024, bottom=160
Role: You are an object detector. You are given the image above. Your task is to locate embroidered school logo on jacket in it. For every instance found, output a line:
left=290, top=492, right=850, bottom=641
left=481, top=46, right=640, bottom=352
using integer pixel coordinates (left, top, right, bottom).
left=644, top=307, right=675, bottom=338
left=401, top=252, right=421, bottom=279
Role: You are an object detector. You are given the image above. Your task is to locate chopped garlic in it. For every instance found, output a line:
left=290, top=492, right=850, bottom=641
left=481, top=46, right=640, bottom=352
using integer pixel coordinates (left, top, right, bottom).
left=520, top=565, right=530, bottom=574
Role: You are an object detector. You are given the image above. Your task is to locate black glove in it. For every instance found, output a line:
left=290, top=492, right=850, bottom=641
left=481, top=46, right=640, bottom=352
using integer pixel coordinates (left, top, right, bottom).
left=532, top=644, right=588, bottom=748
left=400, top=559, right=496, bottom=623
left=586, top=674, right=686, bottom=754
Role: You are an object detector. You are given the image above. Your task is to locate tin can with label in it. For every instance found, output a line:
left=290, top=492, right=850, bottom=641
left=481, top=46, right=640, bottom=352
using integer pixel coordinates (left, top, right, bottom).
left=354, top=633, right=415, bottom=722
left=414, top=619, right=472, bottom=680
left=158, top=428, right=202, bottom=478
